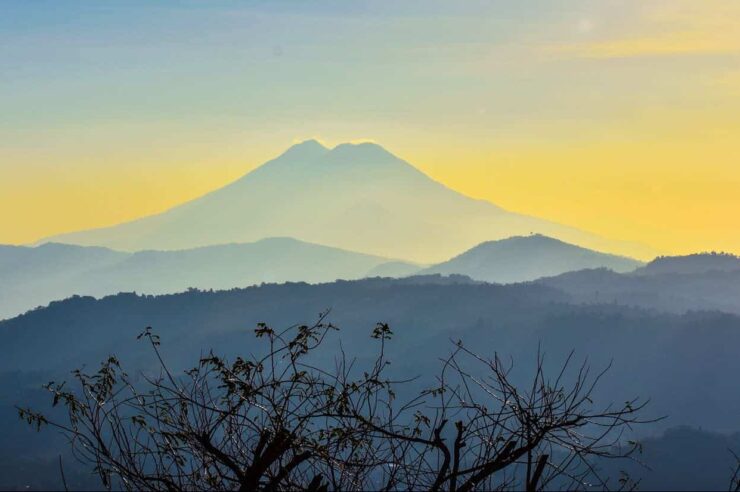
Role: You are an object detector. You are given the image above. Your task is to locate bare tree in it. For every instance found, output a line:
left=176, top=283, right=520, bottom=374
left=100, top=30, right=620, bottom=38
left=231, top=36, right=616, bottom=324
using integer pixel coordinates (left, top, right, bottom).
left=19, top=315, right=652, bottom=491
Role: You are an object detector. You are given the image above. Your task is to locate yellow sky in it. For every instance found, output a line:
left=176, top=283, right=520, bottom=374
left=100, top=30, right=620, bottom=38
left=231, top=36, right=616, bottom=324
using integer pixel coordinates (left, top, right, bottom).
left=1, top=0, right=740, bottom=257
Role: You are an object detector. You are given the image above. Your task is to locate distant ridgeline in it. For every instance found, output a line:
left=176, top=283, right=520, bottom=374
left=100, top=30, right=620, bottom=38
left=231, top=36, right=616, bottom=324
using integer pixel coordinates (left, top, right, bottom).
left=5, top=237, right=740, bottom=321
left=0, top=234, right=641, bottom=320
left=636, top=252, right=740, bottom=275
left=534, top=251, right=740, bottom=315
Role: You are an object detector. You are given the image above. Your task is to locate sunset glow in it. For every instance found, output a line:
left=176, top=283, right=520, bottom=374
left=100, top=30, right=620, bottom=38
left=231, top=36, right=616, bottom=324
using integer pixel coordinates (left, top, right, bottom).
left=2, top=0, right=739, bottom=256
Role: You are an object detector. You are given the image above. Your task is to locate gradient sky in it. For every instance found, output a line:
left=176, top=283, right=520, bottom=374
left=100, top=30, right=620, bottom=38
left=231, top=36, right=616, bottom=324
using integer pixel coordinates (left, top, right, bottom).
left=2, top=0, right=740, bottom=255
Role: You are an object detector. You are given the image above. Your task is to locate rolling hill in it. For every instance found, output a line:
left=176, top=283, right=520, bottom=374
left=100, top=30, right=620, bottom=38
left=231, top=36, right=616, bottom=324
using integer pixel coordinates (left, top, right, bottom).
left=43, top=141, right=656, bottom=263
left=420, top=234, right=642, bottom=283
left=0, top=237, right=415, bottom=319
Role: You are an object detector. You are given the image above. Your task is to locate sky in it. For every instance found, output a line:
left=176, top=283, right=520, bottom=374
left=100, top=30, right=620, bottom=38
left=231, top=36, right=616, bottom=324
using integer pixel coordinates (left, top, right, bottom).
left=1, top=0, right=740, bottom=255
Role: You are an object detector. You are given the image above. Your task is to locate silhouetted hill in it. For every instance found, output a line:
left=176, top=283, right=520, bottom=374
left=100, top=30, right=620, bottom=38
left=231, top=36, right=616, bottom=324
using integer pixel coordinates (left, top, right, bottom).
left=0, top=238, right=406, bottom=319
left=44, top=141, right=655, bottom=262
left=537, top=267, right=740, bottom=314
left=634, top=252, right=740, bottom=275
left=421, top=234, right=642, bottom=283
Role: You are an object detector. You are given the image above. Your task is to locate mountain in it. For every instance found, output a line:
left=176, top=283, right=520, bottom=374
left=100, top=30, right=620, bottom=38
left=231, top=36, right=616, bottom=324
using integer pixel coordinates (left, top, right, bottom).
left=420, top=234, right=642, bottom=283
left=634, top=252, right=740, bottom=276
left=0, top=237, right=407, bottom=320
left=43, top=141, right=656, bottom=263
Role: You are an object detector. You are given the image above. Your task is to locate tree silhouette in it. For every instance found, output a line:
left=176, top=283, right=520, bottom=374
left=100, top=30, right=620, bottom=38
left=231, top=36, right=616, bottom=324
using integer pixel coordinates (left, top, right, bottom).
left=19, top=314, right=652, bottom=491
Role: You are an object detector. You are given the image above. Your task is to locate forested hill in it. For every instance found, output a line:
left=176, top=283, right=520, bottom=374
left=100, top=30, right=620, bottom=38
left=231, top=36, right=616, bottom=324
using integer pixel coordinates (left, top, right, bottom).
left=635, top=252, right=740, bottom=275
left=2, top=276, right=740, bottom=432
left=537, top=266, right=740, bottom=314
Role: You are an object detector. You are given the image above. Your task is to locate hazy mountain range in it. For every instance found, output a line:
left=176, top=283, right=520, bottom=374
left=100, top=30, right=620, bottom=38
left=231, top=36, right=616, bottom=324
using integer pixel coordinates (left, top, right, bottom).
left=1, top=234, right=653, bottom=320
left=3, top=140, right=738, bottom=489
left=29, top=141, right=740, bottom=325
left=43, top=140, right=656, bottom=262
left=0, top=238, right=417, bottom=320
